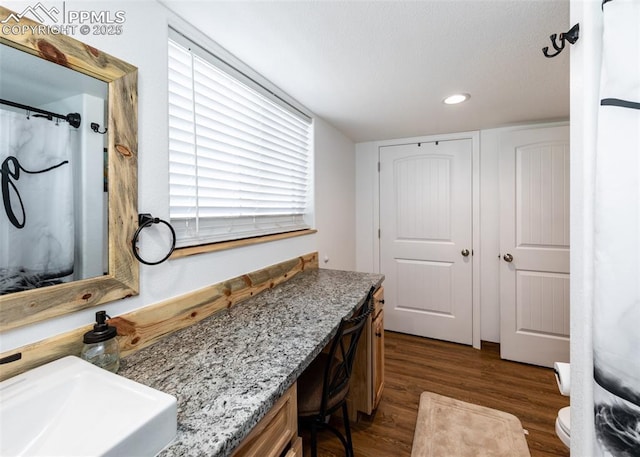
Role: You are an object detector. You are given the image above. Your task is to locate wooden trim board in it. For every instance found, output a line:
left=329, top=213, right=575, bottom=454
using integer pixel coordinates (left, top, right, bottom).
left=172, top=229, right=317, bottom=259
left=0, top=253, right=318, bottom=381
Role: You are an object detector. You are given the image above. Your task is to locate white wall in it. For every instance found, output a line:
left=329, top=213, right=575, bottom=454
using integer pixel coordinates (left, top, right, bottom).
left=570, top=0, right=601, bottom=455
left=477, top=129, right=501, bottom=343
left=0, top=1, right=354, bottom=352
left=354, top=142, right=379, bottom=274
left=314, top=117, right=356, bottom=271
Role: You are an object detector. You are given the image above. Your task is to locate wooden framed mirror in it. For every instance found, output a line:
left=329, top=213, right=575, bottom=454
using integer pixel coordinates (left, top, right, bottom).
left=0, top=7, right=138, bottom=331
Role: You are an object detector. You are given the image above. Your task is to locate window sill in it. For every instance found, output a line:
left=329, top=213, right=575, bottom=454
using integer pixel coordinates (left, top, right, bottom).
left=170, top=229, right=317, bottom=260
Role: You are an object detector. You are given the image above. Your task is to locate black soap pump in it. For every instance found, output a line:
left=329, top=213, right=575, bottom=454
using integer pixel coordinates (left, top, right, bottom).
left=80, top=310, right=120, bottom=373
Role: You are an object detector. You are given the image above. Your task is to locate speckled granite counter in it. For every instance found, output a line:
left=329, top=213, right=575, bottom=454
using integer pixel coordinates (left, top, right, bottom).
left=118, top=268, right=384, bottom=457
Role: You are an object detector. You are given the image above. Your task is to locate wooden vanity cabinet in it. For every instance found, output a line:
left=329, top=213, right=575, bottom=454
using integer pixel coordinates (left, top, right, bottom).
left=348, top=286, right=385, bottom=420
left=232, top=383, right=301, bottom=457
left=372, top=290, right=385, bottom=408
left=232, top=286, right=384, bottom=455
left=284, top=437, right=302, bottom=457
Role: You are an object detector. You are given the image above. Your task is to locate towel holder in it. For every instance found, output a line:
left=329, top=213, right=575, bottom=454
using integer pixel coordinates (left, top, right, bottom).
left=131, top=213, right=176, bottom=265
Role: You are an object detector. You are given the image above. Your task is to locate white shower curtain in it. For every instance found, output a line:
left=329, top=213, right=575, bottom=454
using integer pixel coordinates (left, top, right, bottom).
left=0, top=109, right=75, bottom=294
left=593, top=1, right=640, bottom=455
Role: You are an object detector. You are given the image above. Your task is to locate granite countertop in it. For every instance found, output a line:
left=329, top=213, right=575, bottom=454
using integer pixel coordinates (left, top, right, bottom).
left=118, top=268, right=384, bottom=457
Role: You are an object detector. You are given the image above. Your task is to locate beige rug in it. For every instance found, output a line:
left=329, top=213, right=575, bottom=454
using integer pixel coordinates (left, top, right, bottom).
left=411, top=392, right=531, bottom=457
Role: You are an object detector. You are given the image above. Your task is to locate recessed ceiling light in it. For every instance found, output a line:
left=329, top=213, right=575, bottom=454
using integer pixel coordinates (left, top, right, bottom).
left=443, top=93, right=470, bottom=105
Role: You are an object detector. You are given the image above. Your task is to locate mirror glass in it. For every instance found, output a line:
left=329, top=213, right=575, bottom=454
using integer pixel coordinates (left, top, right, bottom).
left=0, top=5, right=138, bottom=333
left=0, top=43, right=109, bottom=295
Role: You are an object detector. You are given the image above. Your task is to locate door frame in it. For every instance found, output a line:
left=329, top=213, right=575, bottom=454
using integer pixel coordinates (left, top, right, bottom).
left=363, top=131, right=481, bottom=349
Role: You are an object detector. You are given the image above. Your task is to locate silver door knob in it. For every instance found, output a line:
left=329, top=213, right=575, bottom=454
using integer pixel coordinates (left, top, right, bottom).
left=461, top=249, right=470, bottom=257
left=503, top=253, right=513, bottom=263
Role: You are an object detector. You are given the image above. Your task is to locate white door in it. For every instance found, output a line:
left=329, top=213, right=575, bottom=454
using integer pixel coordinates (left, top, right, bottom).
left=499, top=126, right=570, bottom=367
left=380, top=140, right=473, bottom=345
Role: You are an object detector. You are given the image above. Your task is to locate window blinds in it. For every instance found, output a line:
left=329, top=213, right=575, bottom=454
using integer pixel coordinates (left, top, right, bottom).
left=168, top=37, right=312, bottom=247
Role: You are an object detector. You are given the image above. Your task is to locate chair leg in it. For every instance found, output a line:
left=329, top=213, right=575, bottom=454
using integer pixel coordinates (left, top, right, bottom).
left=342, top=403, right=354, bottom=457
left=310, top=420, right=318, bottom=457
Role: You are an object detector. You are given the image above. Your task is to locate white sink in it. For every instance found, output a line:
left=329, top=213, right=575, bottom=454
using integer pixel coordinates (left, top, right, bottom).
left=0, top=356, right=177, bottom=457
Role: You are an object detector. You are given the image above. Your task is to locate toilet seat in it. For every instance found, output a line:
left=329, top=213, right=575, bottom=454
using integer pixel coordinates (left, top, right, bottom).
left=555, top=406, right=570, bottom=448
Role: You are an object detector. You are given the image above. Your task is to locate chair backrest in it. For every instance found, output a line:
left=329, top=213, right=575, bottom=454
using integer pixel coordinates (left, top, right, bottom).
left=320, top=286, right=375, bottom=415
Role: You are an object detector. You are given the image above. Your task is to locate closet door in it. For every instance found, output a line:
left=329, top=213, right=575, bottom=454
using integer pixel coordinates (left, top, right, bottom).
left=499, top=126, right=570, bottom=367
left=380, top=139, right=473, bottom=345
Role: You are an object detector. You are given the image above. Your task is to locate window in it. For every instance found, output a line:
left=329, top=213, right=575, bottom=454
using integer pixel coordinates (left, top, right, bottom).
left=168, top=30, right=312, bottom=248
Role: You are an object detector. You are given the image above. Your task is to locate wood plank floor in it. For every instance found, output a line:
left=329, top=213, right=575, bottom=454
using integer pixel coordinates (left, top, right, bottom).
left=301, top=331, right=570, bottom=457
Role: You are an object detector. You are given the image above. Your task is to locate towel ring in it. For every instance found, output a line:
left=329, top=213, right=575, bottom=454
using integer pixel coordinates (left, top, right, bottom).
left=131, top=213, right=176, bottom=265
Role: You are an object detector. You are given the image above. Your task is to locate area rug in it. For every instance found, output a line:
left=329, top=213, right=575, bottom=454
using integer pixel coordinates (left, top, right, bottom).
left=411, top=392, right=531, bottom=457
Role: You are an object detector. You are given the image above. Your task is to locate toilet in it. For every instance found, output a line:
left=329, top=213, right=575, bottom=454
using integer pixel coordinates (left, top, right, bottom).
left=555, top=406, right=571, bottom=448
left=554, top=362, right=570, bottom=449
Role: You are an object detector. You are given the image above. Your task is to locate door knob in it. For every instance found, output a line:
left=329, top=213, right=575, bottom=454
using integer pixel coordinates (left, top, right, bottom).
left=461, top=249, right=470, bottom=257
left=503, top=253, right=514, bottom=263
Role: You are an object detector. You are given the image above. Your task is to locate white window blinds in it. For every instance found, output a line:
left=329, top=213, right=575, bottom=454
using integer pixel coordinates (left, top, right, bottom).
left=168, top=35, right=312, bottom=247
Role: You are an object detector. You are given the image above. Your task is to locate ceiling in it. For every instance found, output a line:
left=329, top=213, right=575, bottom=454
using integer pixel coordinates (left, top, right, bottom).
left=0, top=44, right=107, bottom=109
left=163, top=0, right=570, bottom=143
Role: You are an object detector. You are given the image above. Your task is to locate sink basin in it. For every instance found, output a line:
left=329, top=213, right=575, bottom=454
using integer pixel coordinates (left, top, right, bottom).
left=0, top=356, right=177, bottom=456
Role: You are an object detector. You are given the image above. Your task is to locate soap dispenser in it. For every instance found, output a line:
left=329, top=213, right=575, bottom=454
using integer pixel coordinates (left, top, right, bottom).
left=81, top=310, right=120, bottom=373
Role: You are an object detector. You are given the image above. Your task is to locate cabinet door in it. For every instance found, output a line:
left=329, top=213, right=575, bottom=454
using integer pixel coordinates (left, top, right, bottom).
left=372, top=310, right=385, bottom=408
left=284, top=437, right=302, bottom=457
left=373, top=286, right=385, bottom=316
left=348, top=286, right=385, bottom=420
left=232, top=384, right=298, bottom=457
left=347, top=312, right=372, bottom=420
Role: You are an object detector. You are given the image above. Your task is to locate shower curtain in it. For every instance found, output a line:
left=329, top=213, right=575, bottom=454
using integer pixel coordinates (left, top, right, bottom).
left=593, top=1, right=640, bottom=455
left=0, top=109, right=75, bottom=294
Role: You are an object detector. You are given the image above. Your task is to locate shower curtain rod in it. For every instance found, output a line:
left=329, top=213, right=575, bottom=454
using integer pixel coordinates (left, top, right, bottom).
left=0, top=98, right=81, bottom=128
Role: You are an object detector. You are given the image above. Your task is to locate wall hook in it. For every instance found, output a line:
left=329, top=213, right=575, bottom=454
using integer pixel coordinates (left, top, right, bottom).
left=90, top=122, right=108, bottom=134
left=542, top=23, right=580, bottom=58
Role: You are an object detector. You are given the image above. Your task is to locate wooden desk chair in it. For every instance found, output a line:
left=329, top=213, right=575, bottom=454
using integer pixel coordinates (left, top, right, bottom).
left=297, top=287, right=375, bottom=457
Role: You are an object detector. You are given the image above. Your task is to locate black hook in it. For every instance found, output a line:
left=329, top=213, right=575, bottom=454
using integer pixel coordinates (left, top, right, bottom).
left=543, top=23, right=580, bottom=58
left=90, top=122, right=108, bottom=134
